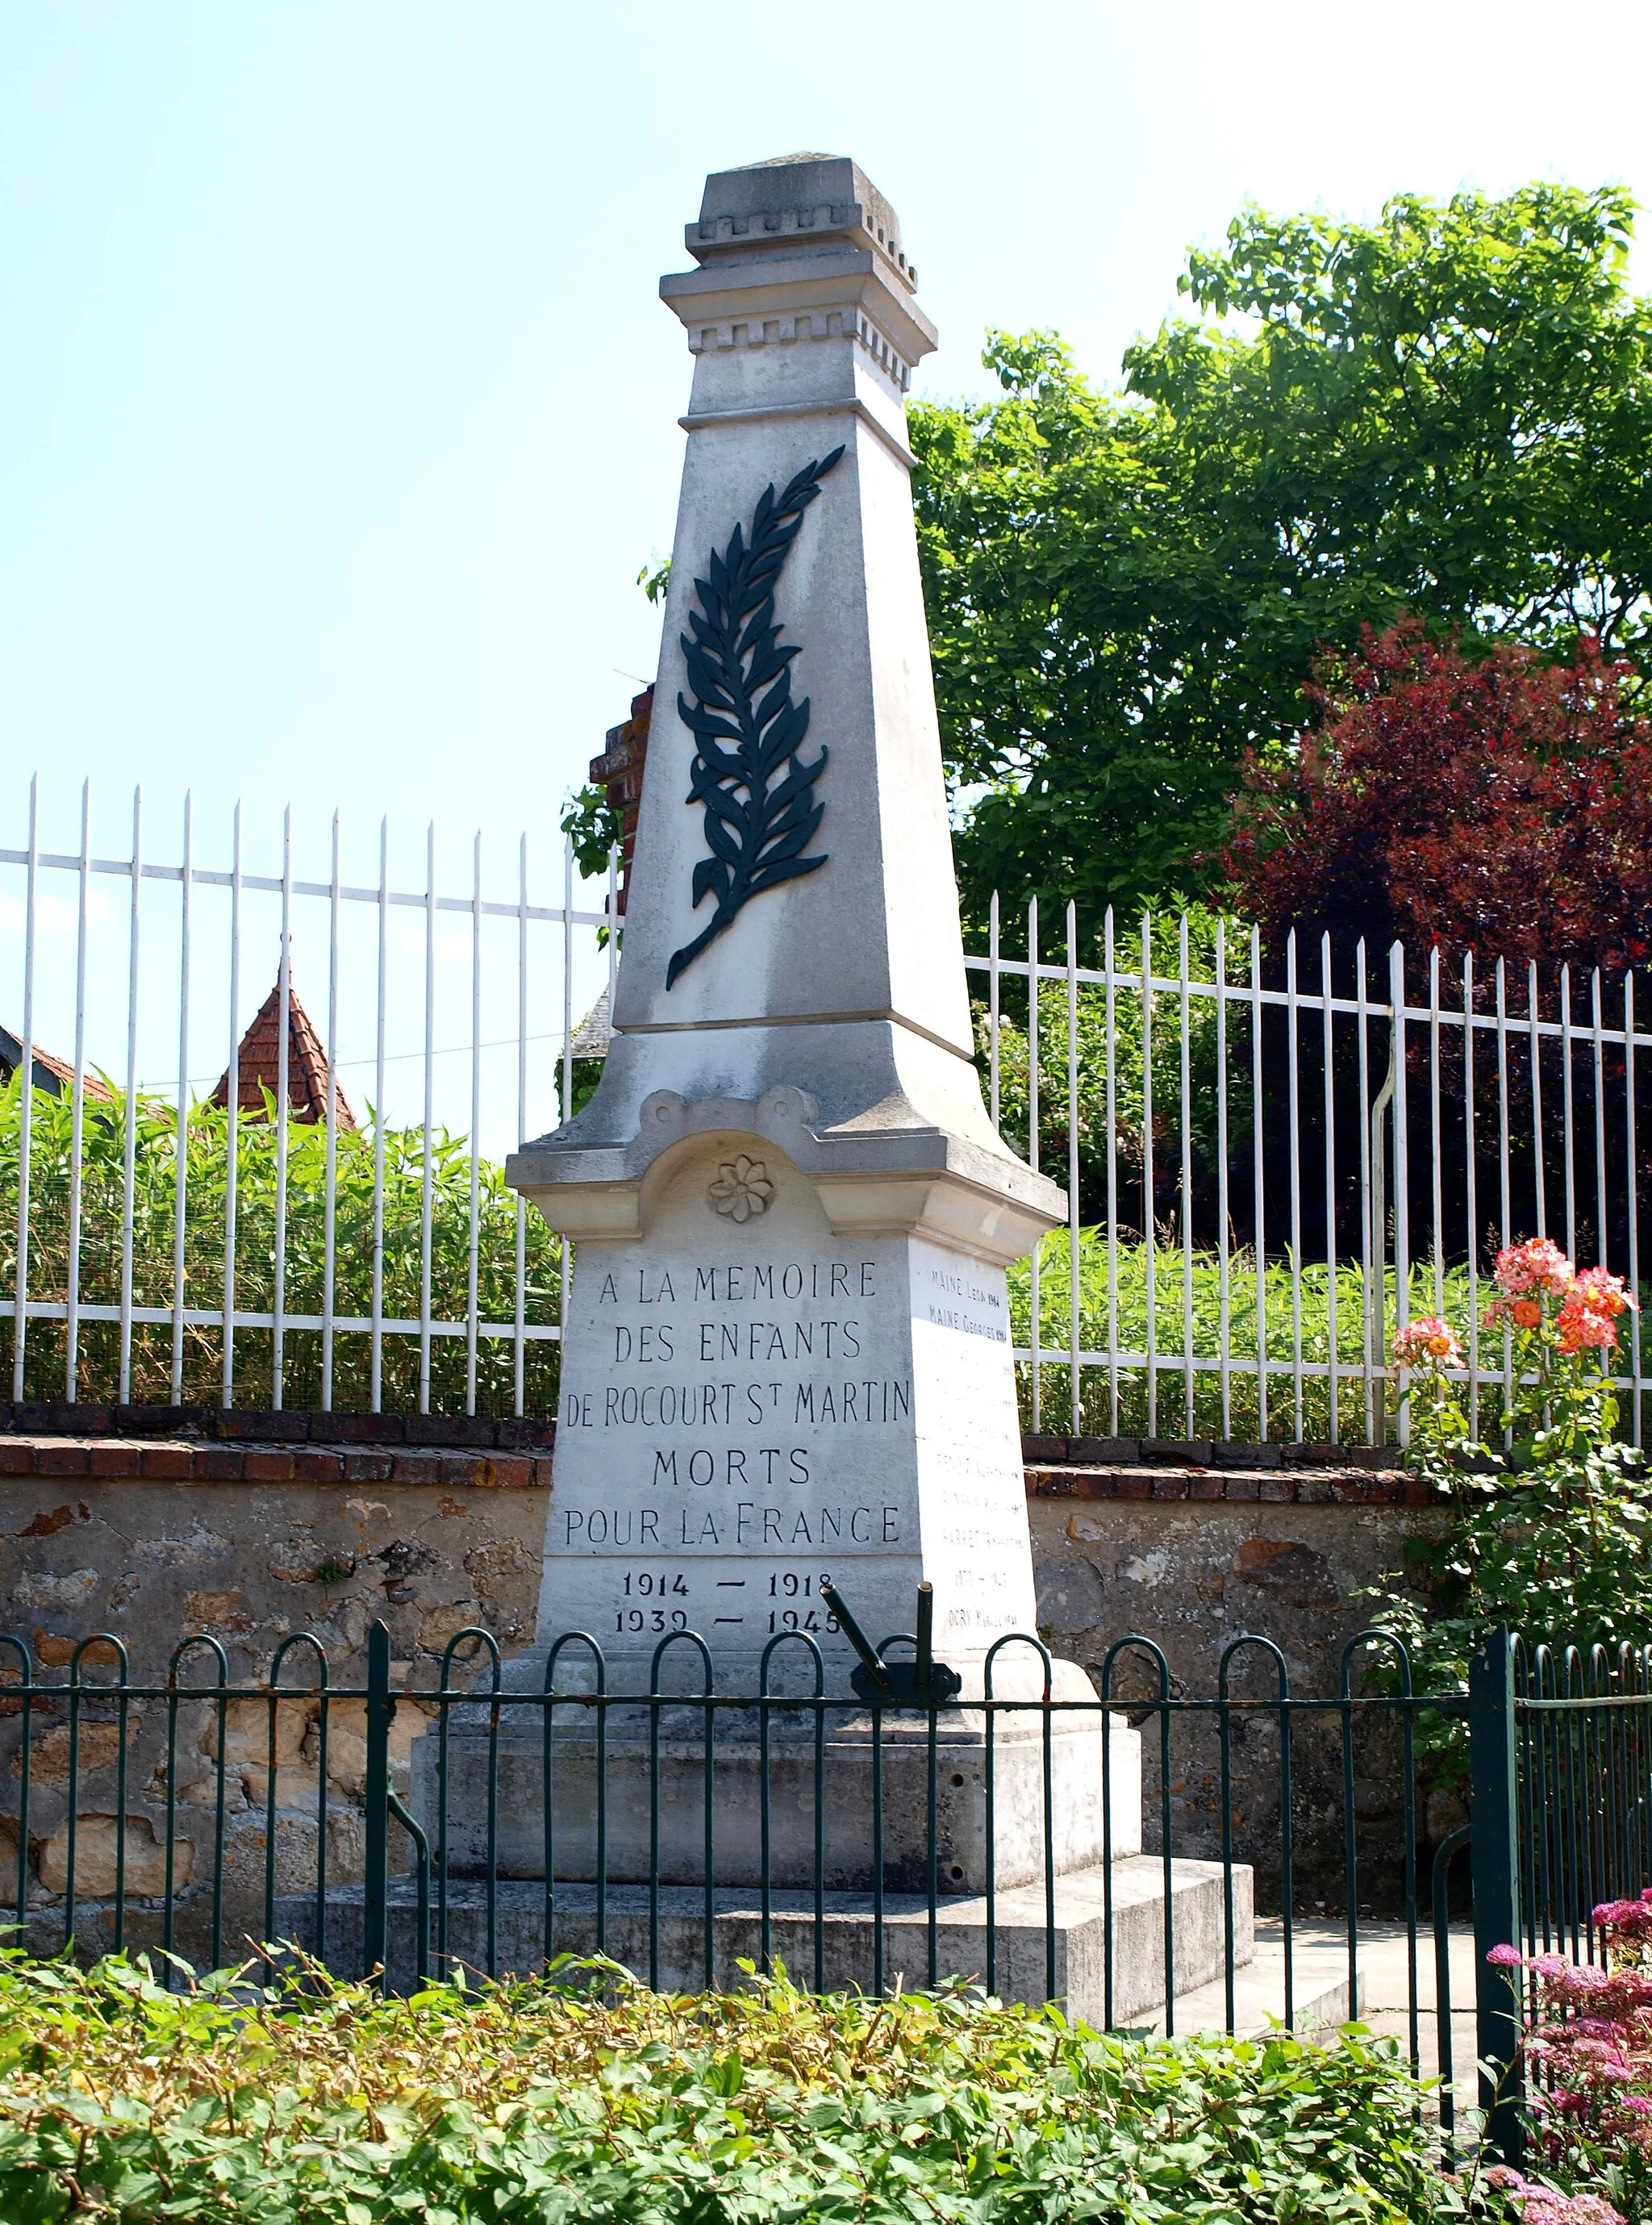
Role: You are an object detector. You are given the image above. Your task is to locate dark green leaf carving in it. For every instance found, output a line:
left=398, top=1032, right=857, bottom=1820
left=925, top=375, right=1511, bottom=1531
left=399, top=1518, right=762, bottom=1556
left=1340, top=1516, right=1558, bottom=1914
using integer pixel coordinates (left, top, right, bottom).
left=666, top=446, right=844, bottom=989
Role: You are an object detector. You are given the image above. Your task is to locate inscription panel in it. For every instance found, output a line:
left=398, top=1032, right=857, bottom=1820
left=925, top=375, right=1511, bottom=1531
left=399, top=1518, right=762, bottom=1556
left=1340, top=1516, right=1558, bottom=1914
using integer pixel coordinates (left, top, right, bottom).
left=908, top=1235, right=1039, bottom=1641
left=537, top=1151, right=1037, bottom=1666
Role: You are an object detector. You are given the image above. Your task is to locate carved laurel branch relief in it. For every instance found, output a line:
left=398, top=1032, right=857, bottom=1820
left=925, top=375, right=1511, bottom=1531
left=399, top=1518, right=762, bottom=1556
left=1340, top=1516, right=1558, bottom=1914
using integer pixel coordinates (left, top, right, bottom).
left=667, top=448, right=843, bottom=989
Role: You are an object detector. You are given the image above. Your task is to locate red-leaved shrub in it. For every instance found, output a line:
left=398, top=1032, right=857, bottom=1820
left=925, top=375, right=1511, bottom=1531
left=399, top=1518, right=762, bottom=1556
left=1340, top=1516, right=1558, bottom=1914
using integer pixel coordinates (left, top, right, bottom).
left=1217, top=625, right=1652, bottom=974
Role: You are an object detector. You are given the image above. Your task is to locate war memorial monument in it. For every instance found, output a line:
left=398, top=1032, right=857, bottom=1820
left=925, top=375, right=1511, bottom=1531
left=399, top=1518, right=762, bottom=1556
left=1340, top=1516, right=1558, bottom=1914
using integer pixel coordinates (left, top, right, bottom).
left=417, top=155, right=1249, bottom=2019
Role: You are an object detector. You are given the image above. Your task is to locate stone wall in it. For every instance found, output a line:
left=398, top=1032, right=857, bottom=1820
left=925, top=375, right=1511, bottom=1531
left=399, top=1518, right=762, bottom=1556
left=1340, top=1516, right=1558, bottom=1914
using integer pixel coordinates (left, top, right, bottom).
left=0, top=1427, right=553, bottom=1678
left=1020, top=1436, right=1441, bottom=1683
left=0, top=1413, right=552, bottom=1961
left=2, top=1413, right=1450, bottom=1936
left=1024, top=1439, right=1453, bottom=1908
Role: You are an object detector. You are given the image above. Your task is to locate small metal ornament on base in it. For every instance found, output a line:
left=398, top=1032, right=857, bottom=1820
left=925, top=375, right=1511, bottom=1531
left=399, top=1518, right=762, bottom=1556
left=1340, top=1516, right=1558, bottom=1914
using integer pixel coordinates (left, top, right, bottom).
left=821, top=1576, right=965, bottom=1708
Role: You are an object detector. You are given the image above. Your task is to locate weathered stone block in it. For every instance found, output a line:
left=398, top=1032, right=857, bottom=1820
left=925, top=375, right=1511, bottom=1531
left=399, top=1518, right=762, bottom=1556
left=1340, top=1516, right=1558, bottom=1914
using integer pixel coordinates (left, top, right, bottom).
left=216, top=1697, right=315, bottom=1771
left=241, top=1762, right=324, bottom=1814
left=13, top=1720, right=136, bottom=1788
left=39, top=1812, right=190, bottom=1897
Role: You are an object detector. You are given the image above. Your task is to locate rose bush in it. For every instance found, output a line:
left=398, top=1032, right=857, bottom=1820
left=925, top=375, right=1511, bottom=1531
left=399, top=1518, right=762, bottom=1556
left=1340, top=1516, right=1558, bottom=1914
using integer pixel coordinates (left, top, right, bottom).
left=1369, top=1238, right=1649, bottom=1768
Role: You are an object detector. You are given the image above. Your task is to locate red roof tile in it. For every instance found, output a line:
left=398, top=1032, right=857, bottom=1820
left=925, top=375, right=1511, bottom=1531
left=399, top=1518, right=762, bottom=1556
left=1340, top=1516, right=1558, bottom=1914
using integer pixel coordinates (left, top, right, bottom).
left=211, top=979, right=357, bottom=1129
left=0, top=1029, right=115, bottom=1104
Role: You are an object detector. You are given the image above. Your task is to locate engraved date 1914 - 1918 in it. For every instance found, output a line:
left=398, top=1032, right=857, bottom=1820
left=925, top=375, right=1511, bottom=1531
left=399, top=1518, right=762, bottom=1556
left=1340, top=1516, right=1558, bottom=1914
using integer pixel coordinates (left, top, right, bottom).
left=611, top=1565, right=843, bottom=1638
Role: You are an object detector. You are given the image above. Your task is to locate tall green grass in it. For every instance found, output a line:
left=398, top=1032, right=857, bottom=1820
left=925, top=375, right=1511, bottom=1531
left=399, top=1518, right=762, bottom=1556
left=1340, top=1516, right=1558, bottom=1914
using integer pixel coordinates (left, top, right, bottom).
left=1009, top=1226, right=1652, bottom=1444
left=0, top=1076, right=561, bottom=1414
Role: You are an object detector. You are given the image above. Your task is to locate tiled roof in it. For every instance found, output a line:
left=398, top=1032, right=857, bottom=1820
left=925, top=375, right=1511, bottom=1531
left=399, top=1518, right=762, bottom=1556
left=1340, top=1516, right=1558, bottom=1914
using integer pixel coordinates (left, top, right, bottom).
left=210, top=980, right=357, bottom=1129
left=0, top=1027, right=116, bottom=1104
left=569, top=988, right=611, bottom=1058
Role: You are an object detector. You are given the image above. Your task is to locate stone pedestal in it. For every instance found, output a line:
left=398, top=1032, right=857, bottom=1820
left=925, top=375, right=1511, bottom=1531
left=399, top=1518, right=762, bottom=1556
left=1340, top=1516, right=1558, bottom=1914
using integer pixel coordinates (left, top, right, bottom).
left=415, top=1687, right=1142, bottom=1896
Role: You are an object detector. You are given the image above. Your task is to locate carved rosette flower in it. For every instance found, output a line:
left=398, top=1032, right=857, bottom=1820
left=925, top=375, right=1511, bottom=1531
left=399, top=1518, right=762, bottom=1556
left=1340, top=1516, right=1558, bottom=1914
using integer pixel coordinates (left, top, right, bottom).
left=708, top=1155, right=774, bottom=1223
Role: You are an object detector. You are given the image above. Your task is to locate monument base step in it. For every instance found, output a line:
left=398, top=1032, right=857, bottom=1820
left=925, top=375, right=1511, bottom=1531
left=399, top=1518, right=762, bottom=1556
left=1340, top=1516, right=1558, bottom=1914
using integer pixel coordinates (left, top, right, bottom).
left=1152, top=1917, right=1366, bottom=2038
left=409, top=1706, right=1143, bottom=1897
left=276, top=1854, right=1252, bottom=2029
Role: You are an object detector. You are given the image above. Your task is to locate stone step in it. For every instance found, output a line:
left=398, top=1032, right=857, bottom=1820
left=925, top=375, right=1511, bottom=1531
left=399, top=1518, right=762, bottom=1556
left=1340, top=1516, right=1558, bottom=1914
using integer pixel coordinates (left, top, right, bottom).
left=277, top=1853, right=1253, bottom=2029
left=1156, top=1918, right=1364, bottom=2037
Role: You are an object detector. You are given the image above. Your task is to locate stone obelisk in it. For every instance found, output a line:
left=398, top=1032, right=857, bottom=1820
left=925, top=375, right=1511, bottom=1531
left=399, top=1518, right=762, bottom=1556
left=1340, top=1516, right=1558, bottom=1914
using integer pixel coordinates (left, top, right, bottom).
left=398, top=161, right=1261, bottom=2018
left=509, top=154, right=1066, bottom=1680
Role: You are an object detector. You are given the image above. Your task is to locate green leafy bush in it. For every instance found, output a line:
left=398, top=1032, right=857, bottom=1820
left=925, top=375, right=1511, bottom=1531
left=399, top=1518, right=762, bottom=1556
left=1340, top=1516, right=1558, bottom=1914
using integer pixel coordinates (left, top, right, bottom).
left=1007, top=1228, right=1650, bottom=1445
left=0, top=1077, right=561, bottom=1415
left=0, top=1951, right=1462, bottom=2223
left=1013, top=1228, right=1454, bottom=1442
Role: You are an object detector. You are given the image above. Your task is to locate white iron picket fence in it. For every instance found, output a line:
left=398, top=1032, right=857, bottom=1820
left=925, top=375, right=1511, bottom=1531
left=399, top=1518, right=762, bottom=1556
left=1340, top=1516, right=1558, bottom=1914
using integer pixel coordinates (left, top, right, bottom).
left=1, top=784, right=1646, bottom=1443
left=0, top=780, right=616, bottom=1418
left=971, top=896, right=1647, bottom=1448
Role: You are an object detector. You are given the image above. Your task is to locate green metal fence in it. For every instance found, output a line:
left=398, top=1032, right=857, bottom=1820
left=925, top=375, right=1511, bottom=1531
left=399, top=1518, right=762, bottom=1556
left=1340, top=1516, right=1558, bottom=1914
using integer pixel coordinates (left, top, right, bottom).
left=3, top=1617, right=1649, bottom=2165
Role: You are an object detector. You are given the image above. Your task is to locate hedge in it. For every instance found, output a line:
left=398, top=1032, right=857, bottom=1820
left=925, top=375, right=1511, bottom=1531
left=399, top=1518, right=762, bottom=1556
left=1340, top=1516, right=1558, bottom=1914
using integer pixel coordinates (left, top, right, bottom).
left=0, top=1949, right=1471, bottom=2223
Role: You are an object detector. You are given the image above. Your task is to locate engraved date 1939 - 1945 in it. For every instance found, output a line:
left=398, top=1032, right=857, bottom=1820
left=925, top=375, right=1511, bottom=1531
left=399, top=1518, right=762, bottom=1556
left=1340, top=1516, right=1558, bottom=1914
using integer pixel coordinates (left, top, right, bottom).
left=611, top=1566, right=843, bottom=1638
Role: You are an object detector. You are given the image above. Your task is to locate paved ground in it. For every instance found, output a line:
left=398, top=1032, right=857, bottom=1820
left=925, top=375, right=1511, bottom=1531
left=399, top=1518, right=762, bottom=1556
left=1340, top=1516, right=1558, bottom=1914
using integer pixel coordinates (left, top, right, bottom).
left=1158, top=1918, right=1479, bottom=2110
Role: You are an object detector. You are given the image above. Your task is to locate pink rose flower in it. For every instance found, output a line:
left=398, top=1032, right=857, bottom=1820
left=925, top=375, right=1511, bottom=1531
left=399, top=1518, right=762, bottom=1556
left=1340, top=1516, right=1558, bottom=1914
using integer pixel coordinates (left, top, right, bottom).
left=1558, top=1298, right=1617, bottom=1354
left=1391, top=1314, right=1463, bottom=1367
left=1575, top=1265, right=1635, bottom=1319
left=1496, top=1237, right=1576, bottom=1296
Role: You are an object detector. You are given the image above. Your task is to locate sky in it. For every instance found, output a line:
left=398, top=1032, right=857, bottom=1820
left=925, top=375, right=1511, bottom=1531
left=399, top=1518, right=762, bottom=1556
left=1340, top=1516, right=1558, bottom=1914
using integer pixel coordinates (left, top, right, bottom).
left=3, top=0, right=1650, bottom=1153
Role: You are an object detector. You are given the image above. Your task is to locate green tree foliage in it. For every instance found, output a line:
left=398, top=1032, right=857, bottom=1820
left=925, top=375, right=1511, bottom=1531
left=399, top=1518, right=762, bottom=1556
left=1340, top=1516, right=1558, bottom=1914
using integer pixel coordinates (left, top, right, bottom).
left=910, top=184, right=1652, bottom=941
left=558, top=783, right=621, bottom=883
left=0, top=1077, right=561, bottom=1414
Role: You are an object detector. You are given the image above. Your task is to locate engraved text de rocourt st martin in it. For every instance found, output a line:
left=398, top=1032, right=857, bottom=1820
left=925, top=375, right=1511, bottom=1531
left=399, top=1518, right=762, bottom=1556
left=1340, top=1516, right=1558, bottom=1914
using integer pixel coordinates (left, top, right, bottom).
left=557, top=1257, right=908, bottom=1518
left=553, top=1248, right=1012, bottom=1643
